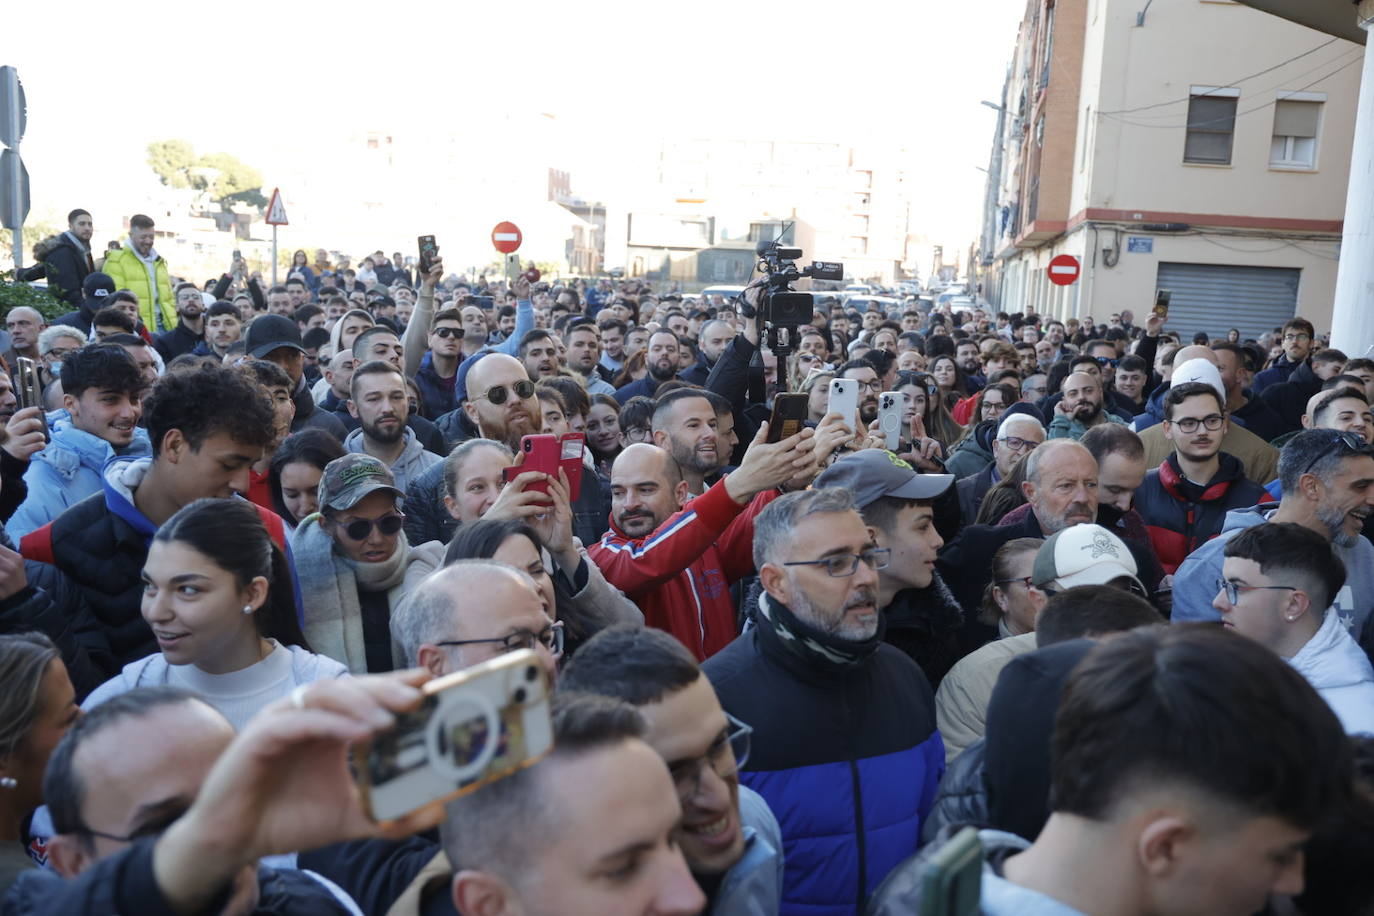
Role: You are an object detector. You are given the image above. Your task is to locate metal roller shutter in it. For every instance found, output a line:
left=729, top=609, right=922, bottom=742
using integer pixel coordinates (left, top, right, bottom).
left=1154, top=262, right=1300, bottom=342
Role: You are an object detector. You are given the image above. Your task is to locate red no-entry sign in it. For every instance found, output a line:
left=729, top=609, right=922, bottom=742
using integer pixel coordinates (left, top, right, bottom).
left=491, top=222, right=522, bottom=254
left=1047, top=254, right=1080, bottom=286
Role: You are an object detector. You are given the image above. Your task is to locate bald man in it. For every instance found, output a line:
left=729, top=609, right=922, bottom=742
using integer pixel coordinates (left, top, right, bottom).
left=588, top=429, right=812, bottom=660
left=1048, top=372, right=1126, bottom=440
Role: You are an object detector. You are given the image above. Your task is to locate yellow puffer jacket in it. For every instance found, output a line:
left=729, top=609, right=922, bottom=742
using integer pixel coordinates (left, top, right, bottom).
left=101, top=245, right=178, bottom=332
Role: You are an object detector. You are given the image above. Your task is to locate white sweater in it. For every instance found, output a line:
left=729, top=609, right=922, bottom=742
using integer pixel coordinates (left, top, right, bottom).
left=83, top=641, right=348, bottom=731
left=1288, top=608, right=1374, bottom=736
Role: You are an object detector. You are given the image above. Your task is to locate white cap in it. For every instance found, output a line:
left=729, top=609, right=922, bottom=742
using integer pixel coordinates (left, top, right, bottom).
left=1170, top=358, right=1225, bottom=402
left=1032, top=524, right=1142, bottom=592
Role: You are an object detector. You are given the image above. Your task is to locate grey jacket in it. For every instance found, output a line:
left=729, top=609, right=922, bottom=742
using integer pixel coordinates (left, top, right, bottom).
left=712, top=786, right=785, bottom=916
left=343, top=427, right=442, bottom=492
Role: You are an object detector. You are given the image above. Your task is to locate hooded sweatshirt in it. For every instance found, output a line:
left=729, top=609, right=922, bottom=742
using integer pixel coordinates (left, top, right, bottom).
left=342, top=426, right=442, bottom=492
left=1171, top=504, right=1374, bottom=638
left=1288, top=608, right=1374, bottom=735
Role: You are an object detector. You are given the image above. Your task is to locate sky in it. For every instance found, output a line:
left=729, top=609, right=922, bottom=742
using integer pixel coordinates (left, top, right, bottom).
left=6, top=0, right=1028, bottom=258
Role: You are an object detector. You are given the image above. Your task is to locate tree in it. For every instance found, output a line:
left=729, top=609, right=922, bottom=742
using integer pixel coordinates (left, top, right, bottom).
left=146, top=140, right=265, bottom=207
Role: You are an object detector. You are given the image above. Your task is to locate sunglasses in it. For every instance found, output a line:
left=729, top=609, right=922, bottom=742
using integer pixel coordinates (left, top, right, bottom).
left=336, top=513, right=405, bottom=541
left=432, top=327, right=464, bottom=339
left=474, top=379, right=536, bottom=405
left=1300, top=430, right=1371, bottom=476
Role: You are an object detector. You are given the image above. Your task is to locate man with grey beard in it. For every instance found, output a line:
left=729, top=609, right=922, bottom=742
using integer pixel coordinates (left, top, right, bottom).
left=703, top=488, right=944, bottom=914
left=1173, top=428, right=1374, bottom=642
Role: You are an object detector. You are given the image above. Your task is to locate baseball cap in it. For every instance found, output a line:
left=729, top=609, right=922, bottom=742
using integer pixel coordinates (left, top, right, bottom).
left=1031, top=524, right=1142, bottom=592
left=814, top=449, right=953, bottom=507
left=83, top=272, right=115, bottom=299
left=317, top=454, right=403, bottom=512
left=1170, top=358, right=1225, bottom=403
left=244, top=314, right=305, bottom=359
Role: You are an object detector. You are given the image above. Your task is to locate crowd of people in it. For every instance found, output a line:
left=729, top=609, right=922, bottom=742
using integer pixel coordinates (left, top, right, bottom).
left=0, top=206, right=1371, bottom=914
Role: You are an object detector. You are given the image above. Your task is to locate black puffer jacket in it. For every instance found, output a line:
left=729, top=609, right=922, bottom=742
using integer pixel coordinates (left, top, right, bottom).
left=881, top=571, right=964, bottom=691
left=919, top=738, right=989, bottom=845
left=403, top=460, right=456, bottom=547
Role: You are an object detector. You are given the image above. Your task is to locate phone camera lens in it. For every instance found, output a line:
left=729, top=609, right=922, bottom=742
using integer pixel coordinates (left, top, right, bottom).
left=524, top=665, right=538, bottom=682
left=513, top=687, right=527, bottom=705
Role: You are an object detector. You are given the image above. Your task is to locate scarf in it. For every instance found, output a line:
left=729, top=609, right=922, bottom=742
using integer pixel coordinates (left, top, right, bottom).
left=755, top=591, right=885, bottom=669
left=292, top=514, right=410, bottom=673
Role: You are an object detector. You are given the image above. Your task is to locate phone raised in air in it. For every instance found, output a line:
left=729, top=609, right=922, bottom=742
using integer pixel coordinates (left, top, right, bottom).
left=502, top=434, right=585, bottom=503
left=1152, top=289, right=1171, bottom=319
left=354, top=648, right=552, bottom=826
left=878, top=390, right=908, bottom=449
left=767, top=393, right=809, bottom=443
left=14, top=358, right=42, bottom=411
left=918, top=826, right=983, bottom=916
left=828, top=378, right=860, bottom=434
left=418, top=236, right=439, bottom=275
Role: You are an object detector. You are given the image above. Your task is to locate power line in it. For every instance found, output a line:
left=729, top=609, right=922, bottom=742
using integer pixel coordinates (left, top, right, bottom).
left=1098, top=37, right=1341, bottom=115
left=1097, top=53, right=1361, bottom=130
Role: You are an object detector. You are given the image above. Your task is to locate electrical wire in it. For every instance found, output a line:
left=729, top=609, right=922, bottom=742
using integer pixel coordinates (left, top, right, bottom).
left=1098, top=53, right=1362, bottom=130
left=1099, top=37, right=1341, bottom=115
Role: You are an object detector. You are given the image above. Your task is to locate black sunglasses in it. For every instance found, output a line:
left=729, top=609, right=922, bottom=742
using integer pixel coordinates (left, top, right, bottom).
left=432, top=327, right=464, bottom=339
left=475, top=379, right=536, bottom=405
left=337, top=513, right=405, bottom=541
left=1300, top=430, right=1372, bottom=476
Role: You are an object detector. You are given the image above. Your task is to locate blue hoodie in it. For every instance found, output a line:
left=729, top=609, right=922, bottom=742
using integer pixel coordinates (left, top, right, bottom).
left=7, top=419, right=151, bottom=539
left=1171, top=504, right=1374, bottom=638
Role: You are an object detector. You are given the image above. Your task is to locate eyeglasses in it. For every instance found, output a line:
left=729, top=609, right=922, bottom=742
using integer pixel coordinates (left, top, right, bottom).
left=80, top=800, right=189, bottom=845
left=850, top=379, right=882, bottom=392
left=997, top=436, right=1040, bottom=453
left=44, top=346, right=78, bottom=360
left=668, top=713, right=752, bottom=802
left=474, top=379, right=536, bottom=405
left=1215, top=577, right=1298, bottom=606
left=432, top=326, right=464, bottom=339
left=995, top=576, right=1035, bottom=589
left=1023, top=385, right=1047, bottom=397
left=1299, top=429, right=1371, bottom=476
left=783, top=548, right=891, bottom=577
left=1283, top=333, right=1312, bottom=343
left=436, top=621, right=565, bottom=657
left=336, top=513, right=405, bottom=541
left=1167, top=414, right=1225, bottom=434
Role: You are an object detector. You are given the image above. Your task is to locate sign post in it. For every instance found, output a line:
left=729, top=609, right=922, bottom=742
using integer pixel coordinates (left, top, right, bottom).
left=492, top=221, right=523, bottom=285
left=0, top=66, right=28, bottom=270
left=1047, top=253, right=1081, bottom=286
left=264, top=187, right=289, bottom=285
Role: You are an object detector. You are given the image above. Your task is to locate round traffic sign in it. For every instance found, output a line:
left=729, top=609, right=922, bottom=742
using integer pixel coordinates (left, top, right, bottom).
left=491, top=222, right=522, bottom=254
left=1047, top=254, right=1080, bottom=286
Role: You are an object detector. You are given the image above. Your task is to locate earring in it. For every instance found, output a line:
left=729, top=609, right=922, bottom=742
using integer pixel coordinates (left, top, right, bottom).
left=242, top=605, right=254, bottom=615
left=0, top=777, right=16, bottom=789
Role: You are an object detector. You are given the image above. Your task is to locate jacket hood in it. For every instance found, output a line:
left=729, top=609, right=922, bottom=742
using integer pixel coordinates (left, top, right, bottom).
left=101, top=456, right=158, bottom=539
left=1290, top=608, right=1374, bottom=691
left=35, top=420, right=151, bottom=481
left=885, top=570, right=963, bottom=633
left=342, top=426, right=422, bottom=464
left=1220, top=502, right=1278, bottom=533
left=949, top=427, right=994, bottom=462
left=1288, top=359, right=1319, bottom=391
left=1141, top=381, right=1170, bottom=422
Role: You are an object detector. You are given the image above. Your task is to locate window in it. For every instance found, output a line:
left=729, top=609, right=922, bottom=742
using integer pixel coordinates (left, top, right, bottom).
left=1184, top=92, right=1238, bottom=164
left=1270, top=99, right=1321, bottom=168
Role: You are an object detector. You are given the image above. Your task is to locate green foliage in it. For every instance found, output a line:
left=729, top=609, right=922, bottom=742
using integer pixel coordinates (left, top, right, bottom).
left=146, top=140, right=265, bottom=206
left=0, top=270, right=70, bottom=321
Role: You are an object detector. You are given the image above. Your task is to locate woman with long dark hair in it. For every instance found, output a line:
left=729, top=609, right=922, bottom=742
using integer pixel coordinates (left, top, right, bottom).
left=269, top=428, right=348, bottom=527
left=83, top=499, right=346, bottom=729
left=0, top=633, right=78, bottom=892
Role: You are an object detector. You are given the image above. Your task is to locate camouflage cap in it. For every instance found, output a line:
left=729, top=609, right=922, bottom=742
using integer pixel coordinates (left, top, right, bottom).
left=318, top=453, right=403, bottom=512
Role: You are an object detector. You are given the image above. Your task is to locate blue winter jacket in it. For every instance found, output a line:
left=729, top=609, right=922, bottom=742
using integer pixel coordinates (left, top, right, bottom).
left=7, top=420, right=151, bottom=539
left=704, top=593, right=945, bottom=916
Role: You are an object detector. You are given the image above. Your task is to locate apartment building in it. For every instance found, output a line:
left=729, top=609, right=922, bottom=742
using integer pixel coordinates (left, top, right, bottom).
left=979, top=0, right=1361, bottom=339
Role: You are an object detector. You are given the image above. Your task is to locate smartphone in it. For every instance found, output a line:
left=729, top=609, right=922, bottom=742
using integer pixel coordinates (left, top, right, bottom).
left=828, top=378, right=860, bottom=433
left=918, top=826, right=983, bottom=916
left=232, top=248, right=242, bottom=260
left=1153, top=289, right=1171, bottom=319
left=472, top=295, right=495, bottom=311
left=15, top=358, right=42, bottom=411
left=767, top=393, right=810, bottom=443
left=504, top=253, right=521, bottom=284
left=355, top=649, right=552, bottom=825
left=878, top=390, right=908, bottom=449
left=503, top=434, right=560, bottom=501
left=418, top=235, right=438, bottom=275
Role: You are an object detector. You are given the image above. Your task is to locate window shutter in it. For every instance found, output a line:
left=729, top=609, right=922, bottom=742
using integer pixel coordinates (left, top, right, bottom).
left=1273, top=100, right=1319, bottom=139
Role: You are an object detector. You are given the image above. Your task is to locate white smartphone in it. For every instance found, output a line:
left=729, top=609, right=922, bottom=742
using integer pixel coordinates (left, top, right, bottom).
left=828, top=378, right=860, bottom=433
left=878, top=390, right=907, bottom=449
left=354, top=648, right=552, bottom=825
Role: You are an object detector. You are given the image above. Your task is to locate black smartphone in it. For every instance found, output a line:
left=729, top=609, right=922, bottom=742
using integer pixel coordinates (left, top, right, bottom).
left=418, top=235, right=438, bottom=274
left=472, top=295, right=495, bottom=310
left=767, top=393, right=810, bottom=443
left=1153, top=289, right=1171, bottom=319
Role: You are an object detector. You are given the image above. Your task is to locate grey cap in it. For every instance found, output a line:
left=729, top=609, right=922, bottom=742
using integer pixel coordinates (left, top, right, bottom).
left=813, top=449, right=953, bottom=508
left=317, top=453, right=403, bottom=512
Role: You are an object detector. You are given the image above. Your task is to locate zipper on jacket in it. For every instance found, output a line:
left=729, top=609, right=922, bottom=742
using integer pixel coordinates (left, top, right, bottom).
left=845, top=681, right=867, bottom=910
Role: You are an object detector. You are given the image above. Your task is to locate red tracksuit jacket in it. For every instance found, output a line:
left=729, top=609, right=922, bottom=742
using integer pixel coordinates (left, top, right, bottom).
left=588, top=480, right=778, bottom=661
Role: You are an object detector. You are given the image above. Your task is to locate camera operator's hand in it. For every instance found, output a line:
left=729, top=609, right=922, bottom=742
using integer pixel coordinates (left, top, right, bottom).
left=739, top=286, right=762, bottom=347
left=3, top=407, right=47, bottom=462
left=725, top=422, right=816, bottom=505
left=419, top=255, right=444, bottom=294
left=153, top=671, right=434, bottom=914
